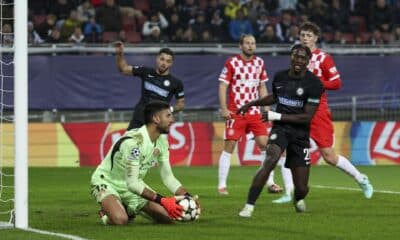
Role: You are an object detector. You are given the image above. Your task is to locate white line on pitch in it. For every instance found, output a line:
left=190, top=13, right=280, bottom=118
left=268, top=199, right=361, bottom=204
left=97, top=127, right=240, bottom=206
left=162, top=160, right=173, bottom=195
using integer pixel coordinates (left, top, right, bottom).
left=190, top=184, right=400, bottom=195
left=23, top=227, right=88, bottom=240
left=311, top=184, right=400, bottom=195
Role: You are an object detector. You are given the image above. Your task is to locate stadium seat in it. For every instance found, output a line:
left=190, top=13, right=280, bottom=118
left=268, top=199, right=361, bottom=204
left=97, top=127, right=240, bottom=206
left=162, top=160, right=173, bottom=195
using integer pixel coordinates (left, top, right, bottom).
left=342, top=33, right=355, bottom=44
left=133, top=0, right=150, bottom=12
left=123, top=16, right=136, bottom=32
left=102, top=32, right=118, bottom=43
left=126, top=31, right=142, bottom=43
left=349, top=16, right=367, bottom=32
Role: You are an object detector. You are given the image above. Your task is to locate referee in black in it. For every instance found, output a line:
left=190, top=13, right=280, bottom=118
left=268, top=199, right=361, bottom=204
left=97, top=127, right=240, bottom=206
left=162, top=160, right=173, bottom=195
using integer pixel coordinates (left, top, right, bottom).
left=237, top=44, right=324, bottom=217
left=115, top=42, right=185, bottom=130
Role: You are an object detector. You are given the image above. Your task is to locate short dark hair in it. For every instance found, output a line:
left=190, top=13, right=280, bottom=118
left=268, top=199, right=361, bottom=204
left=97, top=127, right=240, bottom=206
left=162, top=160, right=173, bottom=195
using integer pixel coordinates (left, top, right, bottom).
left=144, top=101, right=170, bottom=124
left=291, top=44, right=312, bottom=59
left=239, top=34, right=255, bottom=45
left=158, top=48, right=175, bottom=60
left=299, top=21, right=321, bottom=37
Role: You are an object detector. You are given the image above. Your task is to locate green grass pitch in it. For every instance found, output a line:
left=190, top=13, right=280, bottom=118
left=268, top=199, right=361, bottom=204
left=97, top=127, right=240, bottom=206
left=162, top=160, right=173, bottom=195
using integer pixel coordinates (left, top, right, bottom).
left=1, top=166, right=400, bottom=240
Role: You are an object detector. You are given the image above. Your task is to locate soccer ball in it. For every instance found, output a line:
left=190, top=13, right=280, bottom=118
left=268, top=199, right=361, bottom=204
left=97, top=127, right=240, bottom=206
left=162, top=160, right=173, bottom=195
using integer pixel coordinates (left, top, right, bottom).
left=176, top=196, right=200, bottom=222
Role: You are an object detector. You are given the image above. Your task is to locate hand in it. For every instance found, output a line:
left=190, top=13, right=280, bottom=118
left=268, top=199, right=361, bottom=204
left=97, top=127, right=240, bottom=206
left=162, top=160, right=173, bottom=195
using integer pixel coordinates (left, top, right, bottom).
left=115, top=41, right=124, bottom=55
left=220, top=108, right=233, bottom=120
left=237, top=103, right=252, bottom=115
left=160, top=196, right=184, bottom=219
left=262, top=111, right=282, bottom=122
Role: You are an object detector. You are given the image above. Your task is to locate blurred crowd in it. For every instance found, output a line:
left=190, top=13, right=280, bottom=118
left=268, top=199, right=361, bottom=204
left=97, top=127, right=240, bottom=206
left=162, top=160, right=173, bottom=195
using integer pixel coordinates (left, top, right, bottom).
left=1, top=0, right=400, bottom=45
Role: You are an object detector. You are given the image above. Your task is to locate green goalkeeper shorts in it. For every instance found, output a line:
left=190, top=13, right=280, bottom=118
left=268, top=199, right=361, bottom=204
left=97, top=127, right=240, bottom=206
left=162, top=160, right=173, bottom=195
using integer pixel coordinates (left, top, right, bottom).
left=90, top=172, right=148, bottom=215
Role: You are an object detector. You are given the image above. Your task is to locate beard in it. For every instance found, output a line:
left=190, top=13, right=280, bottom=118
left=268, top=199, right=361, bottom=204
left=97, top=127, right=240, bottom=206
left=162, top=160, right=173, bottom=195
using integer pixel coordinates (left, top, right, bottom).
left=157, top=125, right=169, bottom=134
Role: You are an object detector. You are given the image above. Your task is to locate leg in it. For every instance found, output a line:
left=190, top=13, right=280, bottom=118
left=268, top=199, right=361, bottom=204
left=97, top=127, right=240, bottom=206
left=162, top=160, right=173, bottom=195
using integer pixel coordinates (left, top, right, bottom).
left=100, top=195, right=129, bottom=225
left=290, top=166, right=310, bottom=213
left=272, top=152, right=294, bottom=203
left=320, top=147, right=373, bottom=199
left=218, top=140, right=237, bottom=194
left=254, top=135, right=282, bottom=194
left=141, top=201, right=174, bottom=224
left=239, top=144, right=281, bottom=217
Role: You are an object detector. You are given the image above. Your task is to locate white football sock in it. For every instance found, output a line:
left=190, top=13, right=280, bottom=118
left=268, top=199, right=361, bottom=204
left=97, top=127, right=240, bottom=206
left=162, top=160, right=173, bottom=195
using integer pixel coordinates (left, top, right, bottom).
left=336, top=155, right=364, bottom=183
left=267, top=170, right=275, bottom=186
left=279, top=157, right=294, bottom=195
left=218, top=151, right=232, bottom=189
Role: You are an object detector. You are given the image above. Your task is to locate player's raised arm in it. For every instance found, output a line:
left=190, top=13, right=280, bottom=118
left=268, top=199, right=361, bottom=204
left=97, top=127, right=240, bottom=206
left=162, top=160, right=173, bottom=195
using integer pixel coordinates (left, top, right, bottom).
left=115, top=41, right=133, bottom=75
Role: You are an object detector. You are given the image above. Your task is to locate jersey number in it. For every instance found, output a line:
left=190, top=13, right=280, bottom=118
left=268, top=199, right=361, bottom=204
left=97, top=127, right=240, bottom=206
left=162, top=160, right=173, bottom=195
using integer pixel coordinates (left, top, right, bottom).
left=303, top=148, right=311, bottom=165
left=226, top=119, right=235, bottom=128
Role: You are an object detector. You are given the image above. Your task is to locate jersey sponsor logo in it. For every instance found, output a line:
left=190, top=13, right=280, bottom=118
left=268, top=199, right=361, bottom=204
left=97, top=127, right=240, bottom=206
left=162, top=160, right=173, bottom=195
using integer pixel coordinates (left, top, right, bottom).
left=129, top=147, right=141, bottom=160
left=308, top=98, right=320, bottom=104
left=144, top=81, right=169, bottom=97
left=296, top=87, right=304, bottom=96
left=163, top=80, right=170, bottom=87
left=278, top=96, right=304, bottom=107
left=270, top=133, right=277, bottom=140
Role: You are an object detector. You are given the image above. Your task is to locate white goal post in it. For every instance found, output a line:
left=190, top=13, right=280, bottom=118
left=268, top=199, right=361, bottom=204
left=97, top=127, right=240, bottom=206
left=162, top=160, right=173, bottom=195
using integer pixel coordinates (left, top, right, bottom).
left=14, top=0, right=28, bottom=229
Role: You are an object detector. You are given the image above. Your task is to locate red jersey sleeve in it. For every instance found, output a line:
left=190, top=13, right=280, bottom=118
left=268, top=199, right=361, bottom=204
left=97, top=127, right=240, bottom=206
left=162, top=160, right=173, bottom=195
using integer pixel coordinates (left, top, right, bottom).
left=218, top=59, right=234, bottom=85
left=260, top=61, right=268, bottom=83
left=320, top=54, right=342, bottom=90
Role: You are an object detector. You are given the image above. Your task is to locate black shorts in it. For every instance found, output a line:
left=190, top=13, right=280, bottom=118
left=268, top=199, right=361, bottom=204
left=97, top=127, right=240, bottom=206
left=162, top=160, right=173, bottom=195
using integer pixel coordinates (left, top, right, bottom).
left=268, top=125, right=311, bottom=168
left=127, top=104, right=145, bottom=130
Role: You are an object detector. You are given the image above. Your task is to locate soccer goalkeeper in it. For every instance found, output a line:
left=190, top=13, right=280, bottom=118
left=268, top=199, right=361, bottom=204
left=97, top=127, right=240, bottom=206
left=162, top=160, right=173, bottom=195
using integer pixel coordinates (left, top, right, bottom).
left=90, top=101, right=198, bottom=225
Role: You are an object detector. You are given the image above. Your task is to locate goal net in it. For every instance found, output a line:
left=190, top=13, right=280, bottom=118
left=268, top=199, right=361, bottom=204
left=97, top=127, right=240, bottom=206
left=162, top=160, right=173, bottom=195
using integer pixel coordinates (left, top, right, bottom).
left=0, top=0, right=28, bottom=229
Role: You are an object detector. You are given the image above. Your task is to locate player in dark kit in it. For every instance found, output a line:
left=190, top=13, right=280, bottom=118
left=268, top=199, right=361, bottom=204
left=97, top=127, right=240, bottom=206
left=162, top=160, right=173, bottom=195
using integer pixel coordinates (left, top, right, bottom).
left=115, top=42, right=185, bottom=130
left=237, top=44, right=323, bottom=217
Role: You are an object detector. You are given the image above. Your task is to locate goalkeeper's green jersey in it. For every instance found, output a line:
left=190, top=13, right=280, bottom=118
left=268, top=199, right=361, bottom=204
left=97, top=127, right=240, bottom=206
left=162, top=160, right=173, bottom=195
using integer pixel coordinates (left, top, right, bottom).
left=92, top=125, right=181, bottom=195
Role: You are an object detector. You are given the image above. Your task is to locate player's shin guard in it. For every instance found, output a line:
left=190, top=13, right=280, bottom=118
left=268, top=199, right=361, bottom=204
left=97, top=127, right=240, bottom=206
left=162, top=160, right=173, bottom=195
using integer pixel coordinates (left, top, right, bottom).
left=218, top=151, right=232, bottom=189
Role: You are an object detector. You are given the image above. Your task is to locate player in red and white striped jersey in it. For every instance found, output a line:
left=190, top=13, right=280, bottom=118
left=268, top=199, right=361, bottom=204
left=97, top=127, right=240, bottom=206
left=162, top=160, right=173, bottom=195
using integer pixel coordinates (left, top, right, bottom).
left=217, top=34, right=282, bottom=195
left=273, top=22, right=373, bottom=204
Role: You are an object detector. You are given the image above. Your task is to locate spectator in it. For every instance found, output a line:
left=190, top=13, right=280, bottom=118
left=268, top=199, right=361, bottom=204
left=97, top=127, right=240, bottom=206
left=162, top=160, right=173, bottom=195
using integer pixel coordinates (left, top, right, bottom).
left=286, top=24, right=300, bottom=43
left=28, top=21, right=44, bottom=45
left=47, top=28, right=62, bottom=43
left=354, top=33, right=364, bottom=44
left=264, top=0, right=280, bottom=16
left=248, top=0, right=267, bottom=23
left=77, top=0, right=95, bottom=24
left=69, top=26, right=85, bottom=44
left=206, top=0, right=225, bottom=22
left=368, top=0, right=393, bottom=32
left=191, top=11, right=210, bottom=39
left=229, top=8, right=254, bottom=41
left=1, top=23, right=13, bottom=45
left=278, top=0, right=298, bottom=13
left=142, top=11, right=169, bottom=40
left=119, top=0, right=143, bottom=19
left=83, top=16, right=103, bottom=43
left=275, top=10, right=294, bottom=42
left=61, top=10, right=81, bottom=41
left=254, top=10, right=270, bottom=37
left=369, top=28, right=387, bottom=45
left=224, top=0, right=248, bottom=20
left=389, top=25, right=400, bottom=44
left=210, top=10, right=227, bottom=42
left=167, top=13, right=185, bottom=42
left=161, top=0, right=179, bottom=21
left=181, top=25, right=197, bottom=43
left=329, top=0, right=350, bottom=32
left=307, top=0, right=330, bottom=32
left=96, top=0, right=123, bottom=32
left=36, top=14, right=57, bottom=40
left=331, top=30, right=347, bottom=44
left=179, top=0, right=198, bottom=24
left=49, top=0, right=74, bottom=21
left=143, top=26, right=168, bottom=43
left=259, top=24, right=282, bottom=43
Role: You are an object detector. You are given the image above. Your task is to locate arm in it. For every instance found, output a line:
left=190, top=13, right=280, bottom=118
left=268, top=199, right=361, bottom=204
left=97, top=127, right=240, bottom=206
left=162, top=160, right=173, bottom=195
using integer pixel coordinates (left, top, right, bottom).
left=115, top=42, right=133, bottom=75
left=173, top=98, right=185, bottom=112
left=159, top=160, right=186, bottom=195
left=258, top=83, right=270, bottom=112
left=219, top=82, right=233, bottom=119
left=321, top=76, right=342, bottom=90
left=321, top=56, right=342, bottom=90
left=278, top=103, right=319, bottom=124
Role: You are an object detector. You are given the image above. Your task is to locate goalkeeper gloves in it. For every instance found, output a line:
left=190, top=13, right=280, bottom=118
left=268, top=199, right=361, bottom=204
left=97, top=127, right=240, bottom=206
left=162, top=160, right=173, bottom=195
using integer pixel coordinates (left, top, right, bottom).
left=153, top=194, right=184, bottom=219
